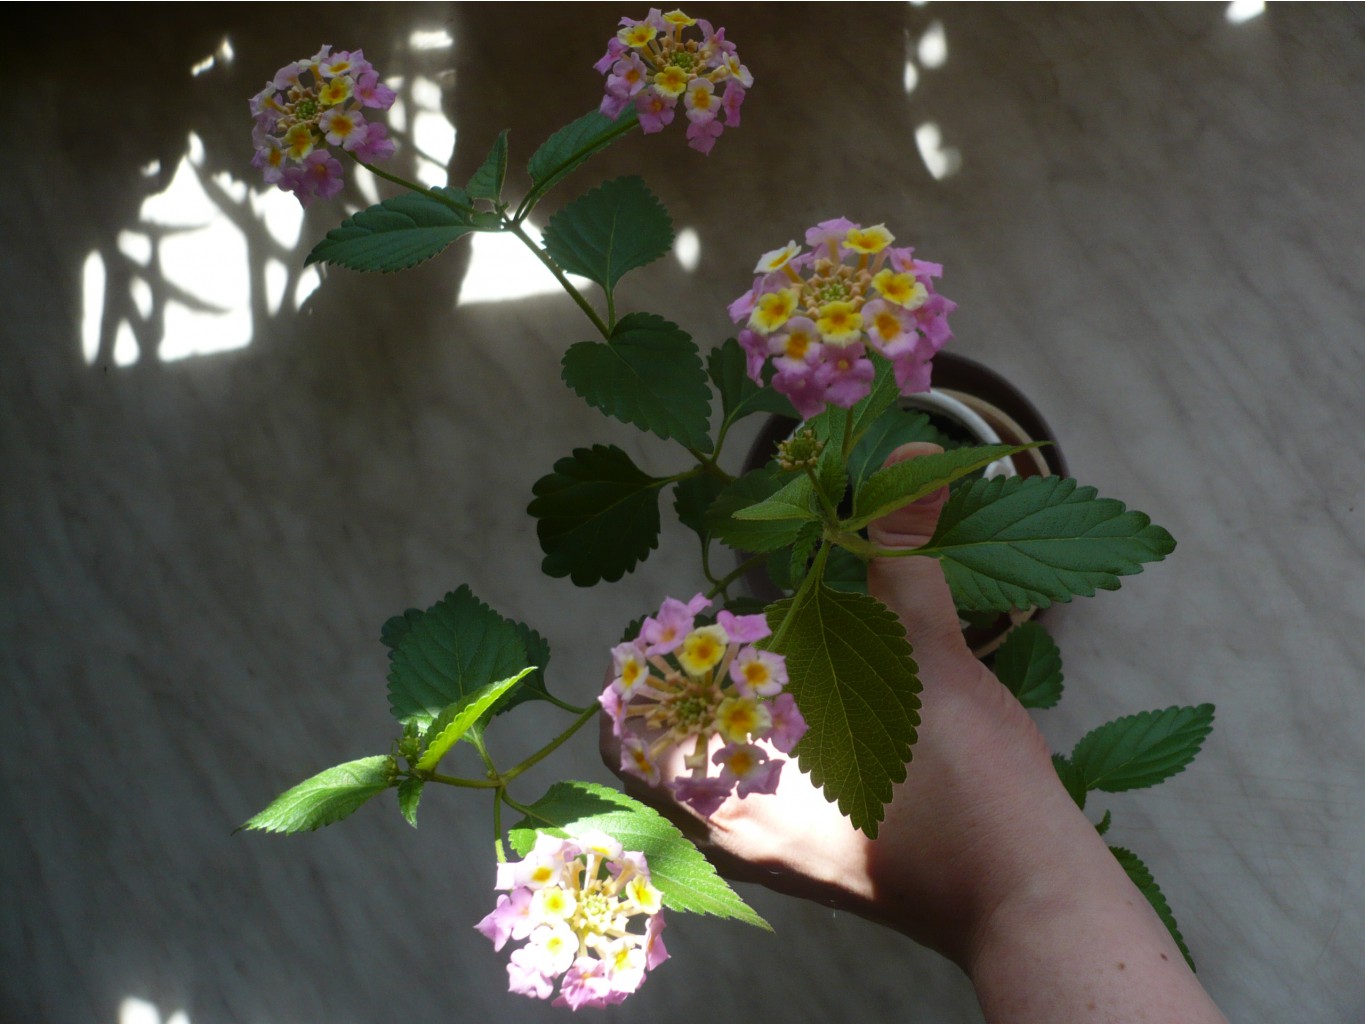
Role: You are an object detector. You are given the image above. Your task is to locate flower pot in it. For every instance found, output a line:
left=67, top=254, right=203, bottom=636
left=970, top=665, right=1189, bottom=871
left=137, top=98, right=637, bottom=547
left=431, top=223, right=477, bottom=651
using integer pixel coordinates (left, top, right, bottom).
left=740, top=351, right=1065, bottom=657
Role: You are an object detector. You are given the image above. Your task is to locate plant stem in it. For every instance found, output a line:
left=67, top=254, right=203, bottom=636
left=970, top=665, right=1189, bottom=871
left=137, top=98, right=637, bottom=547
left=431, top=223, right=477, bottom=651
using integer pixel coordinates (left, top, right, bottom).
left=502, top=705, right=599, bottom=782
left=504, top=218, right=612, bottom=340
left=493, top=789, right=506, bottom=862
left=705, top=553, right=768, bottom=600
left=420, top=770, right=500, bottom=789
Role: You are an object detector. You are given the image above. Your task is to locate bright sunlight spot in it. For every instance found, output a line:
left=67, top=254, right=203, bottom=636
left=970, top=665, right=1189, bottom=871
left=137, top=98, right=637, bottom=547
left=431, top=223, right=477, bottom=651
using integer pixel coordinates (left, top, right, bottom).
left=459, top=224, right=593, bottom=305
left=915, top=122, right=961, bottom=180
left=675, top=227, right=701, bottom=272
left=410, top=28, right=455, bottom=50
left=902, top=57, right=919, bottom=96
left=411, top=75, right=457, bottom=187
left=917, top=21, right=947, bottom=68
left=119, top=996, right=191, bottom=1024
left=1225, top=0, right=1265, bottom=23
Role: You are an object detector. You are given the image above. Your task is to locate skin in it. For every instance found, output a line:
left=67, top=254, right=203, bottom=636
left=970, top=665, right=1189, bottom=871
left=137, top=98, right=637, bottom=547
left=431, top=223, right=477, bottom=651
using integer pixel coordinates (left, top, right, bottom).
left=605, top=443, right=1229, bottom=1023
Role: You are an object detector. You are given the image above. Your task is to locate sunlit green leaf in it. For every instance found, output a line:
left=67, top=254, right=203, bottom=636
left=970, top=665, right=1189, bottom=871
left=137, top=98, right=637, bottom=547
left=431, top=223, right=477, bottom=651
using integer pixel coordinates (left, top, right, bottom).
left=240, top=756, right=395, bottom=834
left=1071, top=705, right=1215, bottom=793
left=416, top=667, right=537, bottom=772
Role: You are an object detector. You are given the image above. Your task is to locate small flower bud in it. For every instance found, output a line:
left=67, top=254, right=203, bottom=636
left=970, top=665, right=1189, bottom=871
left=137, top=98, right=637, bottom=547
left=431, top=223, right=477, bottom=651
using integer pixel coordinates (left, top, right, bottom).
left=776, top=428, right=825, bottom=470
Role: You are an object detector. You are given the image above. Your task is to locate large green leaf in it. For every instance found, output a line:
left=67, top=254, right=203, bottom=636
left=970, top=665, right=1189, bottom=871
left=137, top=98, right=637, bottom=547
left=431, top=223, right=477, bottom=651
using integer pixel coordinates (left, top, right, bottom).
left=508, top=780, right=769, bottom=929
left=528, top=445, right=665, bottom=585
left=847, top=405, right=953, bottom=496
left=707, top=468, right=811, bottom=553
left=561, top=314, right=712, bottom=450
left=523, top=107, right=639, bottom=210
left=992, top=620, right=1064, bottom=709
left=466, top=130, right=509, bottom=200
left=240, top=756, right=395, bottom=834
left=847, top=444, right=1035, bottom=530
left=1109, top=845, right=1195, bottom=970
left=764, top=581, right=921, bottom=838
left=543, top=176, right=673, bottom=292
left=1070, top=705, right=1215, bottom=793
left=707, top=338, right=798, bottom=426
left=386, top=587, right=535, bottom=727
left=922, top=475, right=1177, bottom=611
left=415, top=667, right=537, bottom=772
left=306, top=188, right=478, bottom=271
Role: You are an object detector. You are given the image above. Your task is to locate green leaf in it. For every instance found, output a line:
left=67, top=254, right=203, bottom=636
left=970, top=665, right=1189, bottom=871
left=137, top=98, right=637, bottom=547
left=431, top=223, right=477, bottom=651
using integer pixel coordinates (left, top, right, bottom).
left=543, top=176, right=673, bottom=293
left=416, top=667, right=537, bottom=772
left=1109, top=845, right=1196, bottom=970
left=397, top=777, right=423, bottom=828
left=822, top=545, right=870, bottom=594
left=561, top=314, right=712, bottom=450
left=707, top=468, right=811, bottom=553
left=1052, top=753, right=1087, bottom=809
left=240, top=756, right=395, bottom=834
left=528, top=445, right=665, bottom=585
left=992, top=621, right=1064, bottom=709
left=525, top=107, right=639, bottom=205
left=732, top=472, right=820, bottom=523
left=801, top=363, right=900, bottom=513
left=306, top=188, right=477, bottom=272
left=508, top=780, right=769, bottom=929
left=924, top=475, right=1178, bottom=612
left=847, top=444, right=1036, bottom=530
left=673, top=474, right=727, bottom=545
left=505, top=622, right=553, bottom=716
left=386, top=586, right=534, bottom=728
left=466, top=130, right=509, bottom=200
left=1070, top=705, right=1215, bottom=793
left=1094, top=809, right=1112, bottom=836
left=847, top=406, right=951, bottom=496
left=764, top=580, right=921, bottom=838
left=707, top=339, right=799, bottom=425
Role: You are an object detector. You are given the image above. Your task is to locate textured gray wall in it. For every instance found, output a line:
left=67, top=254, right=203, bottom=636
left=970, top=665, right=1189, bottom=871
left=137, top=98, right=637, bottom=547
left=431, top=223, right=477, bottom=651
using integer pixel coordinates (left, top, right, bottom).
left=4, top=5, right=1363, bottom=1022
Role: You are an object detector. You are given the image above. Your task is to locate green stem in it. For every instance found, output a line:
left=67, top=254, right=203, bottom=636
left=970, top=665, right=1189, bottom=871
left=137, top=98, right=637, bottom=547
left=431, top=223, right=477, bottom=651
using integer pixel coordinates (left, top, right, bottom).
left=505, top=218, right=612, bottom=340
left=767, top=543, right=829, bottom=649
left=502, top=705, right=599, bottom=782
left=500, top=790, right=540, bottom=819
left=493, top=789, right=506, bottom=862
left=420, top=770, right=500, bottom=789
left=805, top=464, right=840, bottom=524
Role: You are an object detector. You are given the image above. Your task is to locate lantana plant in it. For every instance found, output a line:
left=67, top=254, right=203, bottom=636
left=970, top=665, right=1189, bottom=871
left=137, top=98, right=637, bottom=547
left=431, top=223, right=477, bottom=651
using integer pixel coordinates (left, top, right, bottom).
left=242, top=9, right=1215, bottom=1007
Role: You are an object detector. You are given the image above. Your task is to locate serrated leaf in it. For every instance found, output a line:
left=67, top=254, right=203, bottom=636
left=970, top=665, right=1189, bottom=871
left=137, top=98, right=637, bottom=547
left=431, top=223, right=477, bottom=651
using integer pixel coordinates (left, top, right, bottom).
left=847, top=444, right=1036, bottom=530
left=561, top=314, right=712, bottom=450
left=923, top=475, right=1177, bottom=612
left=398, top=777, right=423, bottom=828
left=763, top=579, right=921, bottom=838
left=707, top=468, right=810, bottom=553
left=1052, top=753, right=1087, bottom=809
left=1095, top=809, right=1112, bottom=836
left=504, top=622, right=553, bottom=716
left=466, top=130, right=509, bottom=200
left=992, top=620, right=1064, bottom=709
left=707, top=338, right=799, bottom=425
left=673, top=473, right=727, bottom=545
left=732, top=472, right=820, bottom=523
left=543, top=176, right=673, bottom=292
left=306, top=188, right=477, bottom=272
left=508, top=781, right=769, bottom=929
left=847, top=406, right=951, bottom=496
left=416, top=667, right=537, bottom=772
left=381, top=608, right=424, bottom=651
left=528, top=445, right=665, bottom=585
left=525, top=107, right=639, bottom=205
left=1070, top=705, right=1215, bottom=793
left=1109, top=845, right=1195, bottom=970
left=240, top=756, right=394, bottom=834
left=386, top=586, right=533, bottom=727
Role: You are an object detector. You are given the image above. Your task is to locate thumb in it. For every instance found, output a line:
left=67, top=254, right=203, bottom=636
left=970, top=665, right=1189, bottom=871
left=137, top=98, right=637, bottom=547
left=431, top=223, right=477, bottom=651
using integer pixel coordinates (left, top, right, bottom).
left=865, top=442, right=974, bottom=666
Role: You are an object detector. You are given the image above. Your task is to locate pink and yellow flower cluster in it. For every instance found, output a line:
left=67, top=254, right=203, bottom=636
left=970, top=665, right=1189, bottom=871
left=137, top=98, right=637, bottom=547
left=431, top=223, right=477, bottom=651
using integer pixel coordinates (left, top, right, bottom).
left=595, top=10, right=751, bottom=154
left=477, top=831, right=668, bottom=1010
left=600, top=594, right=806, bottom=818
left=728, top=219, right=956, bottom=418
left=250, top=46, right=397, bottom=205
